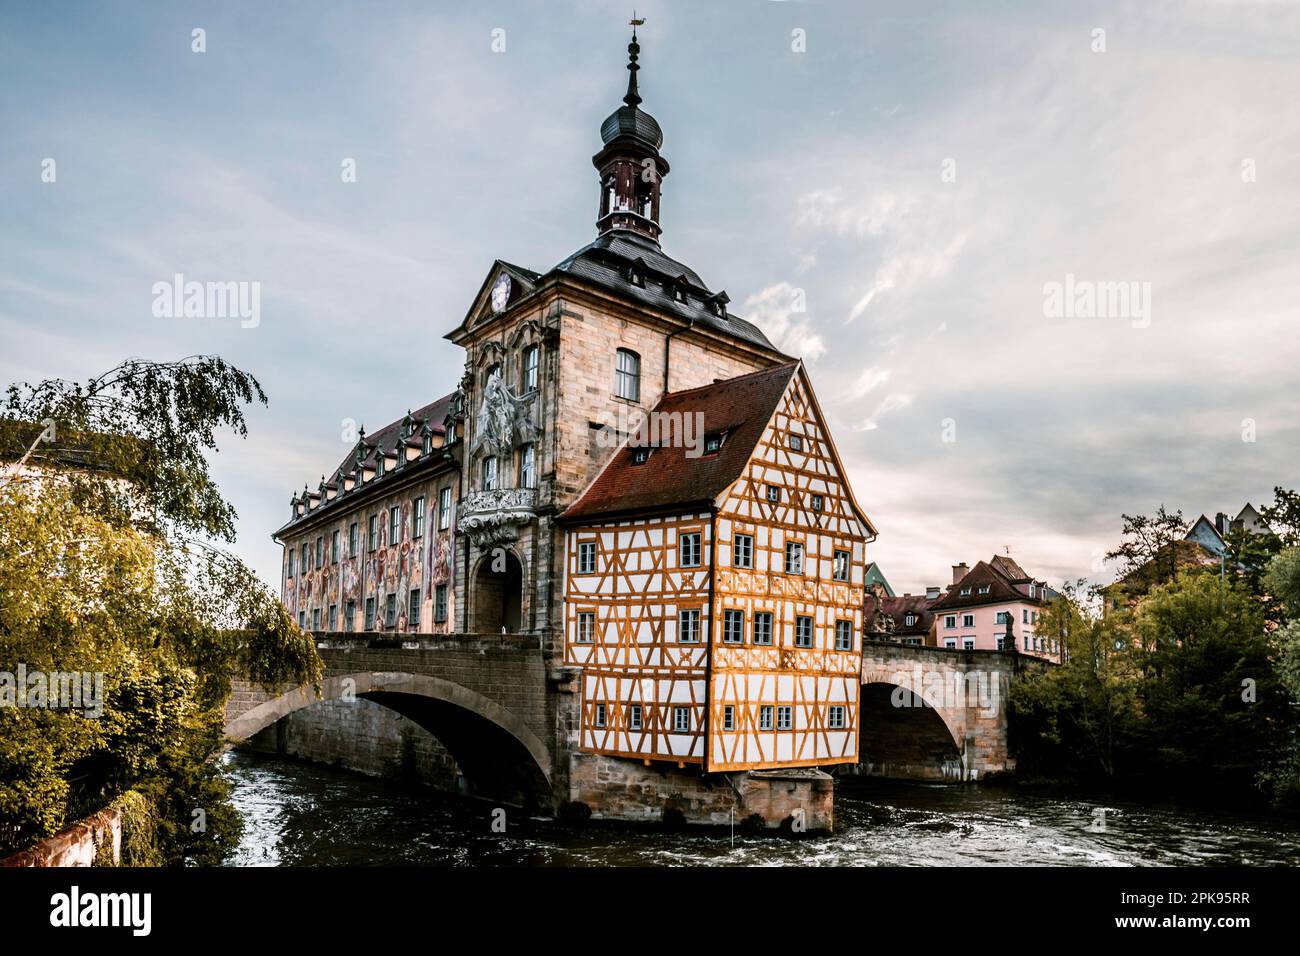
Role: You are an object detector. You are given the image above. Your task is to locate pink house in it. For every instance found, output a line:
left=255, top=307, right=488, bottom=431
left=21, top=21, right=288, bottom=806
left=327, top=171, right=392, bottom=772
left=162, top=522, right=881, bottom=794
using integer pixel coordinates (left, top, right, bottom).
left=928, top=556, right=1061, bottom=662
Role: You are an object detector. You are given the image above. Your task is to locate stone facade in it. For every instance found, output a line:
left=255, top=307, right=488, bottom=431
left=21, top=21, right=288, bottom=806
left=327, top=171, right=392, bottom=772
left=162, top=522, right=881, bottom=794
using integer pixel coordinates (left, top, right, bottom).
left=0, top=807, right=121, bottom=867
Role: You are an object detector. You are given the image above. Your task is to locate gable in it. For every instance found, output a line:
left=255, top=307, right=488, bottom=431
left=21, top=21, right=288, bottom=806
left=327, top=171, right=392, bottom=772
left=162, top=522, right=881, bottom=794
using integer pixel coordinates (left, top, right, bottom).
left=452, top=260, right=542, bottom=335
left=715, top=365, right=875, bottom=540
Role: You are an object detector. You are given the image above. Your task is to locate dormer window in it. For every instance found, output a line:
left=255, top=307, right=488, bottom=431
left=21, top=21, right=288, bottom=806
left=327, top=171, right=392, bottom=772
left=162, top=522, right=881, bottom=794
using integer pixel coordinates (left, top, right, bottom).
left=630, top=447, right=652, bottom=465
left=978, top=585, right=990, bottom=595
left=703, top=433, right=724, bottom=454
left=905, top=614, right=916, bottom=626
left=375, top=454, right=385, bottom=477
left=960, top=587, right=972, bottom=596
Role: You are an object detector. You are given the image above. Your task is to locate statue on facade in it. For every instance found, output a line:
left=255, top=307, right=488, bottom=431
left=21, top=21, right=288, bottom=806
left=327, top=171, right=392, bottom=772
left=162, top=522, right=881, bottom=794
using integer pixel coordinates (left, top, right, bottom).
left=472, top=368, right=538, bottom=458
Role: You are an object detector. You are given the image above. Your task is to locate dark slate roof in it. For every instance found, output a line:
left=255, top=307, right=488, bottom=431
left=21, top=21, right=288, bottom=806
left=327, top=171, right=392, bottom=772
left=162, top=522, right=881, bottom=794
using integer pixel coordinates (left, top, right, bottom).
left=930, top=557, right=1053, bottom=612
left=561, top=362, right=799, bottom=522
left=326, top=393, right=457, bottom=486
left=547, top=230, right=779, bottom=352
left=601, top=105, right=663, bottom=150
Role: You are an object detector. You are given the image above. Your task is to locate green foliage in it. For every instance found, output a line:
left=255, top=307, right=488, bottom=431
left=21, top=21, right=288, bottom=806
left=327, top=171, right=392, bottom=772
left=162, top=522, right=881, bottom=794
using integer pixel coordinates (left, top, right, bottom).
left=1264, top=548, right=1300, bottom=619
left=1010, top=573, right=1298, bottom=808
left=112, top=790, right=163, bottom=867
left=0, top=357, right=319, bottom=863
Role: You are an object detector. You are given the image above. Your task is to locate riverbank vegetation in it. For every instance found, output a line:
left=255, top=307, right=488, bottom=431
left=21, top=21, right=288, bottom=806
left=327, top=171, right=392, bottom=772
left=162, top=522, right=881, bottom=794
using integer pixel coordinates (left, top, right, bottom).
left=0, top=357, right=320, bottom=863
left=1009, top=489, right=1300, bottom=812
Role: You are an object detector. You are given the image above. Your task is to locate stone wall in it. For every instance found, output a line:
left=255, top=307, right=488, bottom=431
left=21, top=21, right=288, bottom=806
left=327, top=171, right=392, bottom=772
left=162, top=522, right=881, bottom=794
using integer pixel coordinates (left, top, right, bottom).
left=242, top=698, right=461, bottom=790
left=568, top=752, right=834, bottom=831
left=0, top=808, right=120, bottom=868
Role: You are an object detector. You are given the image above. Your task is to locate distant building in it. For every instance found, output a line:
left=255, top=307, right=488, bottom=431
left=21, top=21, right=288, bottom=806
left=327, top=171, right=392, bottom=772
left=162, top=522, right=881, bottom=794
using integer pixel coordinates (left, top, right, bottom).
left=864, top=562, right=894, bottom=597
left=864, top=588, right=937, bottom=646
left=929, top=556, right=1061, bottom=661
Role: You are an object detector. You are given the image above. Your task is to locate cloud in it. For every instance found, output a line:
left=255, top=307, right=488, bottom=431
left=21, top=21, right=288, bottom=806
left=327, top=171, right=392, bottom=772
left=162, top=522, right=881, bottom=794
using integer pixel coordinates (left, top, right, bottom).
left=741, top=282, right=826, bottom=362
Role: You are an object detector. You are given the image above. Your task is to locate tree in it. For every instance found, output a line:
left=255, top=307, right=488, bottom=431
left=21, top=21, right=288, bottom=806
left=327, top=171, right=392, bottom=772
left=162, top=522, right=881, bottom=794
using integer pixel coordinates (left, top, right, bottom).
left=0, top=357, right=319, bottom=863
left=1260, top=487, right=1300, bottom=549
left=1104, top=505, right=1190, bottom=595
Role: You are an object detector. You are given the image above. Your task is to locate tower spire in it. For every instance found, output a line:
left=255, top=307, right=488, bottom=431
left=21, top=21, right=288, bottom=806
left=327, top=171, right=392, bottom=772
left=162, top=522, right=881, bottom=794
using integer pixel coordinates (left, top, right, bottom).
left=624, top=15, right=644, bottom=108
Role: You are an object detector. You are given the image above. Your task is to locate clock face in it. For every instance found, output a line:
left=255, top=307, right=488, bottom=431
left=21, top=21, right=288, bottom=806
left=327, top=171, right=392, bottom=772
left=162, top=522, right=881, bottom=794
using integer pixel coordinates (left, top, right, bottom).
left=490, top=273, right=512, bottom=312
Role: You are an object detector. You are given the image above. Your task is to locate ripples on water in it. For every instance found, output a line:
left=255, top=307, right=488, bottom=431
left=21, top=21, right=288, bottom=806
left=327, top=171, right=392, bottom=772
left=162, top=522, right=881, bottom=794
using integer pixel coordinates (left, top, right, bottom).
left=222, top=751, right=1300, bottom=867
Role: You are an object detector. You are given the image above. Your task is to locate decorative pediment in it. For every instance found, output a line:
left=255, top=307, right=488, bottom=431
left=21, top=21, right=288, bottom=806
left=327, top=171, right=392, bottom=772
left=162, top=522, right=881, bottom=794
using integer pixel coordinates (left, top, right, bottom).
left=458, top=260, right=542, bottom=332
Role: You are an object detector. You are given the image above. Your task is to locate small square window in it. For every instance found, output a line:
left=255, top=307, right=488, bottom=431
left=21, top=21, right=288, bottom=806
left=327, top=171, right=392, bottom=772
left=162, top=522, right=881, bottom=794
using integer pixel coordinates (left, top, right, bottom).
left=673, top=706, right=689, bottom=733
left=631, top=447, right=651, bottom=465
left=722, top=705, right=735, bottom=731
left=960, top=587, right=972, bottom=596
left=723, top=609, right=745, bottom=644
left=577, top=541, right=597, bottom=574
left=594, top=703, right=606, bottom=728
left=789, top=433, right=803, bottom=452
left=759, top=705, right=774, bottom=730
left=704, top=433, right=724, bottom=454
left=628, top=704, right=643, bottom=731
left=944, top=615, right=957, bottom=629
left=977, top=584, right=990, bottom=595
left=811, top=494, right=823, bottom=511
left=963, top=614, right=975, bottom=628
left=777, top=706, right=793, bottom=730
left=766, top=485, right=781, bottom=503
left=828, top=705, right=846, bottom=730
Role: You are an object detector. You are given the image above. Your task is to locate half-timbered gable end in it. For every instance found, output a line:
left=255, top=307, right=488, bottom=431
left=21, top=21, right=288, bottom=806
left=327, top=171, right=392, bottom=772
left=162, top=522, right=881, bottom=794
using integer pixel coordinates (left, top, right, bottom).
left=559, top=361, right=876, bottom=772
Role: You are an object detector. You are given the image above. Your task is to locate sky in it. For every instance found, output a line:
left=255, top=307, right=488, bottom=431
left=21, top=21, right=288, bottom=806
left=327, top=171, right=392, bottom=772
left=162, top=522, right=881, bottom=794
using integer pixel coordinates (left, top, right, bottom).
left=2, top=0, right=1298, bottom=595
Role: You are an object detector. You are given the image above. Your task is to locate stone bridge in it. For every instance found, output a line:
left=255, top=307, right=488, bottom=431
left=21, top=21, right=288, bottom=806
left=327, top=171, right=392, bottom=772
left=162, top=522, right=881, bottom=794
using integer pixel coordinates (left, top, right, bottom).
left=224, top=634, right=560, bottom=811
left=855, top=642, right=1041, bottom=782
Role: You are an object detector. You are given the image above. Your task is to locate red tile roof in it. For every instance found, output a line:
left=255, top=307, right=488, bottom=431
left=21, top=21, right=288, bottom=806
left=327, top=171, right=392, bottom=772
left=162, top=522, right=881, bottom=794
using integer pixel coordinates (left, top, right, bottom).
left=560, top=362, right=799, bottom=522
left=866, top=592, right=937, bottom=637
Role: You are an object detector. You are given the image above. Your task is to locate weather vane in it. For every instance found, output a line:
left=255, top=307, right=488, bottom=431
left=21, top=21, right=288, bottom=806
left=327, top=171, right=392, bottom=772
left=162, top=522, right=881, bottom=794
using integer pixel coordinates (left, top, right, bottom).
left=630, top=12, right=645, bottom=28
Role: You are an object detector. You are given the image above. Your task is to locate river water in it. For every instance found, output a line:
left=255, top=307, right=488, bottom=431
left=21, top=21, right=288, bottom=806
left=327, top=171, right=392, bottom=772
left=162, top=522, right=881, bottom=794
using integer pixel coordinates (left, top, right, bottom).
left=221, top=751, right=1300, bottom=867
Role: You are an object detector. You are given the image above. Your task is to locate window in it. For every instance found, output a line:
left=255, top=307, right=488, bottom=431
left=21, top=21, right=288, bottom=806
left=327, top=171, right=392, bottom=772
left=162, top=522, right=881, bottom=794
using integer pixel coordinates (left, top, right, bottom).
left=300, top=542, right=308, bottom=571
left=811, top=494, right=823, bottom=511
left=344, top=601, right=355, bottom=631
left=1029, top=584, right=1037, bottom=598
left=833, top=549, right=850, bottom=581
left=297, top=610, right=305, bottom=628
left=413, top=496, right=425, bottom=539
left=722, top=706, right=735, bottom=731
left=734, top=534, right=753, bottom=569
left=978, top=584, right=990, bottom=595
left=287, top=549, right=295, bottom=577
left=723, top=610, right=744, bottom=644
left=759, top=705, right=774, bottom=730
left=996, top=611, right=1011, bottom=625
left=364, top=597, right=376, bottom=630
left=795, top=615, right=813, bottom=648
left=628, top=704, right=643, bottom=731
left=784, top=541, right=804, bottom=574
left=753, top=611, right=773, bottom=645
left=679, top=532, right=701, bottom=567
left=519, top=444, right=536, bottom=488
left=438, top=487, right=452, bottom=530
left=482, top=456, right=498, bottom=491
left=963, top=614, right=975, bottom=628
left=388, top=506, right=400, bottom=544
left=630, top=447, right=651, bottom=465
left=673, top=706, right=690, bottom=733
left=944, top=615, right=957, bottom=629
left=349, top=521, right=358, bottom=557
left=328, top=604, right=337, bottom=631
left=331, top=530, right=340, bottom=564
left=577, top=611, right=596, bottom=643
left=828, top=705, right=846, bottom=730
left=614, top=348, right=640, bottom=401
left=945, top=639, right=956, bottom=649
left=1023, top=609, right=1030, bottom=624
left=789, top=433, right=803, bottom=452
left=367, top=515, right=378, bottom=552
left=315, top=536, right=323, bottom=567
left=434, top=585, right=447, bottom=624
left=703, top=433, right=723, bottom=454
left=960, top=587, right=972, bottom=596
left=385, top=593, right=397, bottom=629
left=835, top=619, right=852, bottom=651
left=996, top=635, right=1006, bottom=651
left=311, top=608, right=320, bottom=631
left=522, top=345, right=539, bottom=392
left=678, top=608, right=701, bottom=643
left=776, top=706, right=793, bottom=730
left=594, top=703, right=606, bottom=728
left=964, top=639, right=975, bottom=650
left=905, top=614, right=916, bottom=626
left=766, top=484, right=781, bottom=503
left=577, top=541, right=597, bottom=574
left=408, top=588, right=421, bottom=628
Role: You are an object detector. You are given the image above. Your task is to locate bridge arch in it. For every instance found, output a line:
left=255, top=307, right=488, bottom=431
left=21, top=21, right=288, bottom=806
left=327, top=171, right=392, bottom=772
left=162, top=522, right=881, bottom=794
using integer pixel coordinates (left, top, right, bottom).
left=224, top=671, right=552, bottom=808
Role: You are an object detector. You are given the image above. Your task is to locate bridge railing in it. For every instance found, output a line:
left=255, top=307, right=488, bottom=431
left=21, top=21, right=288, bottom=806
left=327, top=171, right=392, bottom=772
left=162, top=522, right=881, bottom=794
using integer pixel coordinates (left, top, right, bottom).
left=307, top=630, right=543, bottom=651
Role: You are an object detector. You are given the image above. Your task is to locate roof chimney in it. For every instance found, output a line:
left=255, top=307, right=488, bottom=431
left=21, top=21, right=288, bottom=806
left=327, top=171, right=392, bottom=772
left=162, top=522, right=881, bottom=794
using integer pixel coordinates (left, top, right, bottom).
left=951, top=563, right=969, bottom=586
left=926, top=586, right=941, bottom=600
left=1215, top=512, right=1229, bottom=536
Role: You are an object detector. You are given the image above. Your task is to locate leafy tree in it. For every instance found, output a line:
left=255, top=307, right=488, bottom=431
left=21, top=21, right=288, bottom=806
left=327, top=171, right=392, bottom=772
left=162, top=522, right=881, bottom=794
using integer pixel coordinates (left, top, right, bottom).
left=1104, top=505, right=1190, bottom=596
left=0, top=357, right=318, bottom=863
left=1009, top=583, right=1139, bottom=780
left=1260, top=487, right=1300, bottom=548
